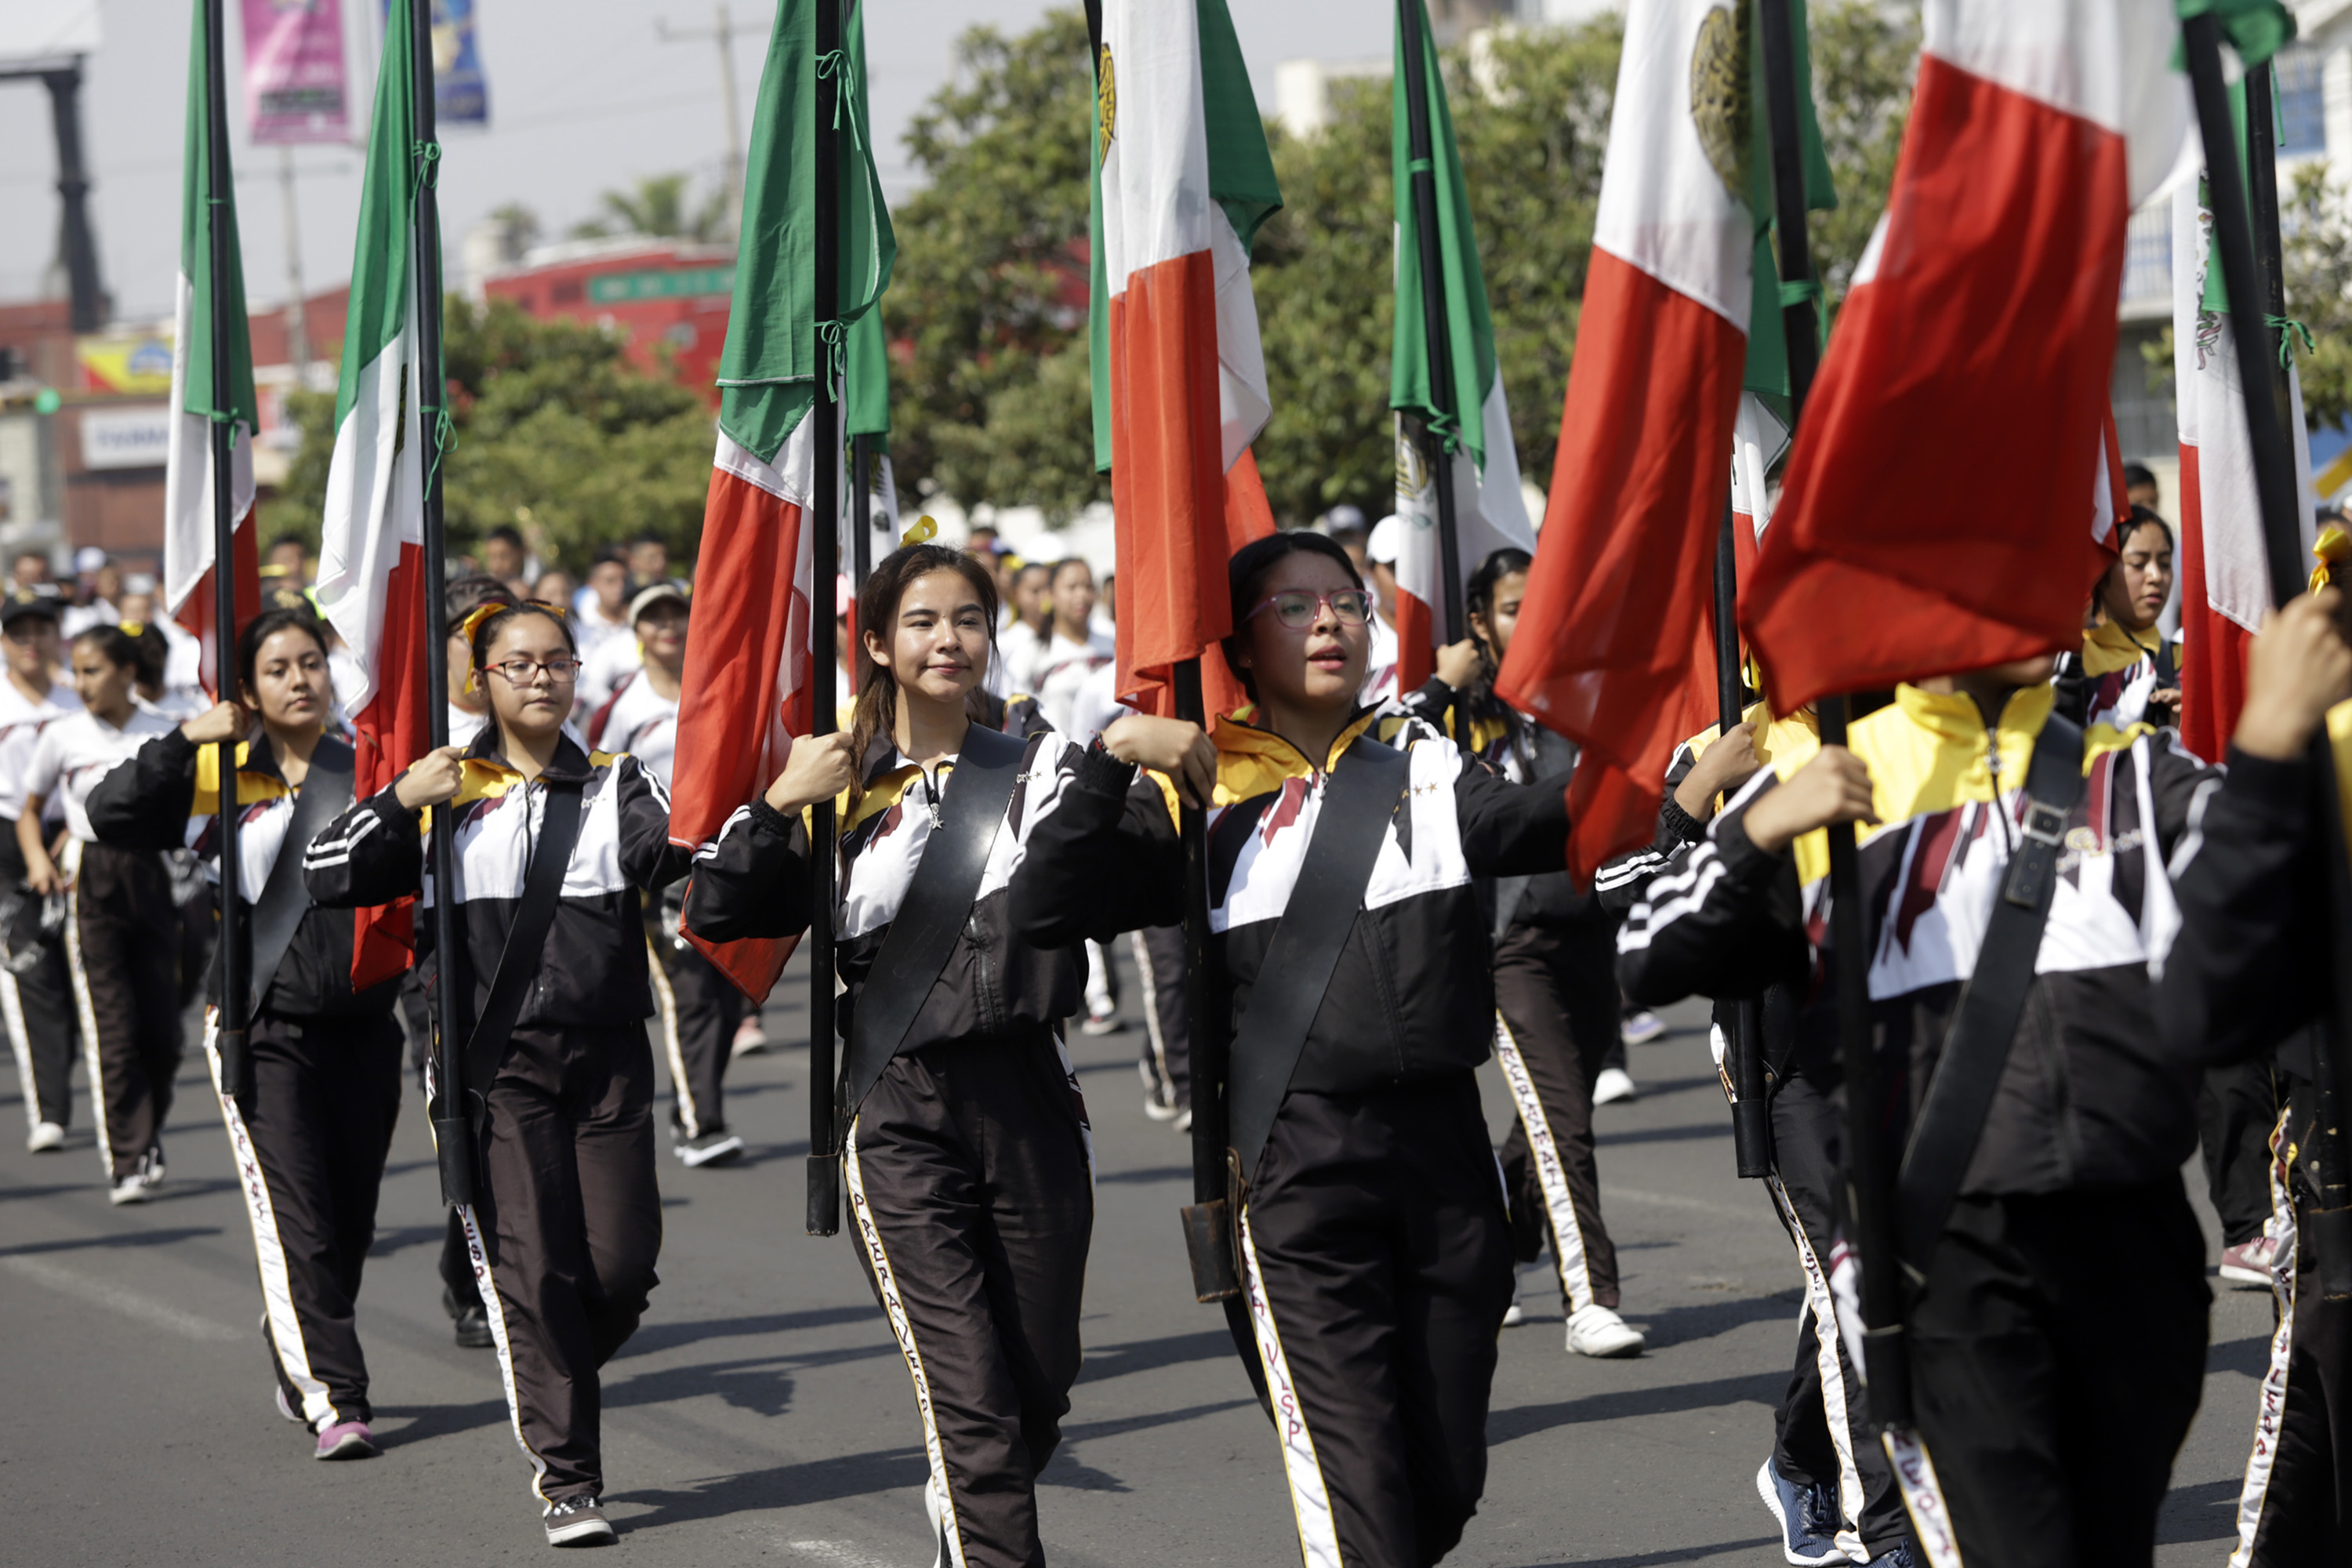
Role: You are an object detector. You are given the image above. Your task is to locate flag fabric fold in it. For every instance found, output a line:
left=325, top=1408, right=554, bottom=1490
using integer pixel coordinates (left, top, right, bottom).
left=1494, top=0, right=1756, bottom=880
left=1094, top=0, right=1279, bottom=718
left=670, top=0, right=894, bottom=1001
left=1741, top=0, right=2192, bottom=713
left=165, top=0, right=261, bottom=694
left=1388, top=0, right=1536, bottom=691
left=311, top=0, right=434, bottom=990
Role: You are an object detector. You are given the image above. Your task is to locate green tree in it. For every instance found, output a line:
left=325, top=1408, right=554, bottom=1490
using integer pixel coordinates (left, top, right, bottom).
left=572, top=172, right=727, bottom=243
left=259, top=299, right=716, bottom=568
left=1804, top=1, right=1919, bottom=306
left=2283, top=161, right=2352, bottom=430
left=885, top=8, right=1102, bottom=521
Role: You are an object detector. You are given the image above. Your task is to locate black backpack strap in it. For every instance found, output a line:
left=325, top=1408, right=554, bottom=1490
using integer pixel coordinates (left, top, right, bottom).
left=837, top=723, right=1031, bottom=1120
left=1894, top=713, right=2086, bottom=1265
left=1228, top=734, right=1414, bottom=1183
left=457, top=779, right=586, bottom=1126
left=244, top=738, right=355, bottom=1022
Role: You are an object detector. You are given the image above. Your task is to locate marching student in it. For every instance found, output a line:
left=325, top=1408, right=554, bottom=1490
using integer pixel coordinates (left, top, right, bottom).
left=588, top=582, right=746, bottom=1167
left=0, top=593, right=81, bottom=1152
left=2156, top=586, right=2352, bottom=1566
left=2053, top=506, right=2180, bottom=733
left=686, top=543, right=1144, bottom=1568
left=1403, top=547, right=1643, bottom=1359
left=1011, top=531, right=1574, bottom=1568
left=85, top=607, right=401, bottom=1460
left=18, top=626, right=180, bottom=1203
left=305, top=599, right=690, bottom=1546
left=1617, top=639, right=2223, bottom=1566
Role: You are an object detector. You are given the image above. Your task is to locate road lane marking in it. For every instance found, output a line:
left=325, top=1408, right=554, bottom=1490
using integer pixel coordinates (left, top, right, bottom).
left=2, top=1254, right=241, bottom=1342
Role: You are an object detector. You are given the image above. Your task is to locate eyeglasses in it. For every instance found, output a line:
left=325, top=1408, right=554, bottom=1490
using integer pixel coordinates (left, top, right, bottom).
left=1244, top=588, right=1375, bottom=630
left=486, top=655, right=582, bottom=686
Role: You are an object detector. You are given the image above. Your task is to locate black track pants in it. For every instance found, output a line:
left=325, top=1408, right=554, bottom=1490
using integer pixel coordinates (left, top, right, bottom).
left=461, top=1023, right=663, bottom=1506
left=2233, top=1178, right=2352, bottom=1566
left=1766, top=1074, right=1910, bottom=1558
left=1239, top=1072, right=1512, bottom=1568
left=2200, top=1058, right=2281, bottom=1248
left=844, top=1031, right=1094, bottom=1568
left=646, top=926, right=743, bottom=1139
left=1910, top=1181, right=2209, bottom=1567
left=0, top=822, right=75, bottom=1131
left=1130, top=924, right=1189, bottom=1108
left=67, top=841, right=182, bottom=1181
left=207, top=1010, right=403, bottom=1428
left=1490, top=916, right=1621, bottom=1312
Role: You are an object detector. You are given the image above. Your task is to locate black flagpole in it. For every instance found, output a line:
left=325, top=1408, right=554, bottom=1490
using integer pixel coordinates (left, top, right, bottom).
left=1714, top=496, right=1769, bottom=1178
left=1396, top=0, right=1465, bottom=644
left=806, top=0, right=844, bottom=1238
left=411, top=0, right=471, bottom=1210
left=201, top=0, right=249, bottom=1102
left=2184, top=20, right=2352, bottom=1300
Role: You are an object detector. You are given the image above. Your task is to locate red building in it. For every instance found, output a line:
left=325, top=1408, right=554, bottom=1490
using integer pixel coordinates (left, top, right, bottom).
left=480, top=238, right=735, bottom=402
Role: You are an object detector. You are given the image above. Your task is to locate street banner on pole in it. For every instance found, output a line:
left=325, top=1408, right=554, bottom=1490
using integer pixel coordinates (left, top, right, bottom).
left=242, top=0, right=350, bottom=144
left=1388, top=0, right=1534, bottom=691
left=312, top=0, right=436, bottom=989
left=168, top=0, right=262, bottom=691
left=669, top=0, right=894, bottom=1004
left=1741, top=0, right=2190, bottom=715
left=379, top=0, right=488, bottom=126
left=1093, top=0, right=1281, bottom=719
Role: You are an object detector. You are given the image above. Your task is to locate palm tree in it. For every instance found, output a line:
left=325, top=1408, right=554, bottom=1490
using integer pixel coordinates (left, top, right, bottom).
left=569, top=174, right=727, bottom=243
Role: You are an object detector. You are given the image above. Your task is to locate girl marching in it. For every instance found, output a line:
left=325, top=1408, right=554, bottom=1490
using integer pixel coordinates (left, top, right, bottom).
left=18, top=626, right=183, bottom=1203
left=1011, top=531, right=1576, bottom=1568
left=86, top=607, right=402, bottom=1459
left=685, top=543, right=1160, bottom=1568
left=305, top=600, right=689, bottom=1546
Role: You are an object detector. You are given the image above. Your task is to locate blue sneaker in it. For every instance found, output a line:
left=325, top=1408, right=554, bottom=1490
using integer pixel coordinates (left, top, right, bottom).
left=1755, top=1457, right=1844, bottom=1566
left=1864, top=1546, right=1915, bottom=1568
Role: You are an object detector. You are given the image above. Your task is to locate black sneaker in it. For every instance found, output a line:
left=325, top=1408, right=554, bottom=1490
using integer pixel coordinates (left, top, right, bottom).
left=674, top=1128, right=745, bottom=1168
left=444, top=1285, right=494, bottom=1350
left=543, top=1494, right=616, bottom=1548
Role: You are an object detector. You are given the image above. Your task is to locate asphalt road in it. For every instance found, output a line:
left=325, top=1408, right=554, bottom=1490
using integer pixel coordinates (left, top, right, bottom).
left=0, top=946, right=2278, bottom=1566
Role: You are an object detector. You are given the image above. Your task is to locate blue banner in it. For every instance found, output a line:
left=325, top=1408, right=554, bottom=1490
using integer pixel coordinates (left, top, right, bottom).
left=383, top=0, right=489, bottom=126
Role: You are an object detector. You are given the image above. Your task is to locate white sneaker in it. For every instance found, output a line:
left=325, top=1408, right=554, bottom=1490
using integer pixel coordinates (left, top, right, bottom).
left=108, top=1172, right=151, bottom=1206
left=1592, top=1066, right=1639, bottom=1105
left=1142, top=1087, right=1182, bottom=1123
left=1565, top=1303, right=1645, bottom=1358
left=1621, top=1009, right=1668, bottom=1045
left=730, top=1016, right=769, bottom=1058
left=1080, top=1010, right=1121, bottom=1037
left=1501, top=1272, right=1526, bottom=1328
left=26, top=1120, right=64, bottom=1152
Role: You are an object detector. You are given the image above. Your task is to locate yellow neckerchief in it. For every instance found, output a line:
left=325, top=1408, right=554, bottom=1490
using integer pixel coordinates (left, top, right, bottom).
left=2079, top=618, right=2166, bottom=679
left=1781, top=681, right=2140, bottom=891
left=1145, top=704, right=1386, bottom=826
left=2331, top=699, right=2352, bottom=866
left=1418, top=688, right=1515, bottom=759
left=1682, top=700, right=1821, bottom=774
left=420, top=742, right=613, bottom=833
left=190, top=738, right=295, bottom=815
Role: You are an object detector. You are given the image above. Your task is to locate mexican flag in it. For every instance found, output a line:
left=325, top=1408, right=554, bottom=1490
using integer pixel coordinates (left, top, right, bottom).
left=1494, top=0, right=1761, bottom=880
left=163, top=0, right=260, bottom=693
left=669, top=0, right=892, bottom=1000
left=311, top=0, right=437, bottom=989
left=1388, top=0, right=1534, bottom=692
left=1092, top=0, right=1280, bottom=717
left=1741, top=0, right=2191, bottom=713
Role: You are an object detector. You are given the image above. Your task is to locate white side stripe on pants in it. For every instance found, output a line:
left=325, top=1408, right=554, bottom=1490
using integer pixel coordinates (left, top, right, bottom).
left=60, top=844, right=114, bottom=1180
left=1763, top=1172, right=1867, bottom=1564
left=645, top=933, right=701, bottom=1139
left=1492, top=1014, right=1596, bottom=1314
left=845, top=1122, right=970, bottom=1568
left=2229, top=1109, right=2301, bottom=1568
left=203, top=1013, right=342, bottom=1429
left=456, top=1200, right=556, bottom=1504
left=1240, top=1211, right=1342, bottom=1568
left=2, top=964, right=38, bottom=1133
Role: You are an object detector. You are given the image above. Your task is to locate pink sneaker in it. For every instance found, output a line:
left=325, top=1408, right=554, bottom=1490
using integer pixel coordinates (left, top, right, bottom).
left=2219, top=1236, right=2279, bottom=1289
left=314, top=1421, right=378, bottom=1461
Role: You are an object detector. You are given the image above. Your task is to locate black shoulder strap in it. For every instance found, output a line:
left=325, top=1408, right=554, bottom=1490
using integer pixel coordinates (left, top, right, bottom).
left=2153, top=634, right=2178, bottom=691
left=1228, top=733, right=1413, bottom=1182
left=837, top=723, right=1031, bottom=1119
left=458, top=780, right=586, bottom=1122
left=245, top=738, right=356, bottom=1022
left=1894, top=713, right=2087, bottom=1264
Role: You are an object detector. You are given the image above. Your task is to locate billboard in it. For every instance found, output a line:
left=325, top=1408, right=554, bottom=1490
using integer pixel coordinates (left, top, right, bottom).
left=79, top=407, right=174, bottom=472
left=0, top=3, right=102, bottom=67
left=383, top=0, right=488, bottom=127
left=244, top=0, right=350, bottom=145
left=77, top=330, right=176, bottom=397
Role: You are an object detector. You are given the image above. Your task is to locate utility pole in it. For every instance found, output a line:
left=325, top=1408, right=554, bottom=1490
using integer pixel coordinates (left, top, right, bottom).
left=278, top=147, right=310, bottom=380
left=657, top=5, right=760, bottom=242
left=0, top=58, right=108, bottom=332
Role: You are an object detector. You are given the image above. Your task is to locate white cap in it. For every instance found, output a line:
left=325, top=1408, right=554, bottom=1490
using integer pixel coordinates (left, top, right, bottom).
left=1367, top=514, right=1404, bottom=565
left=73, top=546, right=107, bottom=575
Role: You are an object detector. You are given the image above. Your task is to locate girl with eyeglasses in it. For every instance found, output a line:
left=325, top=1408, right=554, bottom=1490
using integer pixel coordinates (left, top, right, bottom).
left=1009, top=530, right=1577, bottom=1568
left=85, top=607, right=403, bottom=1460
left=304, top=600, right=690, bottom=1546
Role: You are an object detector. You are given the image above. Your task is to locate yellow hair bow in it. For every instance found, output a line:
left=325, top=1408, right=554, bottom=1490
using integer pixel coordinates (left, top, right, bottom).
left=2312, top=524, right=2350, bottom=593
left=456, top=597, right=569, bottom=692
left=900, top=514, right=938, bottom=547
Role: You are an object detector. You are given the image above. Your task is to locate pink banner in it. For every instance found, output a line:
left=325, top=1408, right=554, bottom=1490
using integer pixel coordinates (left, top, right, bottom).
left=243, top=0, right=349, bottom=145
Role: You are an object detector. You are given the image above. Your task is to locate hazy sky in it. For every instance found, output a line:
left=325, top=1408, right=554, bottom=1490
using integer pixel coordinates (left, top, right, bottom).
left=0, top=0, right=1397, bottom=325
